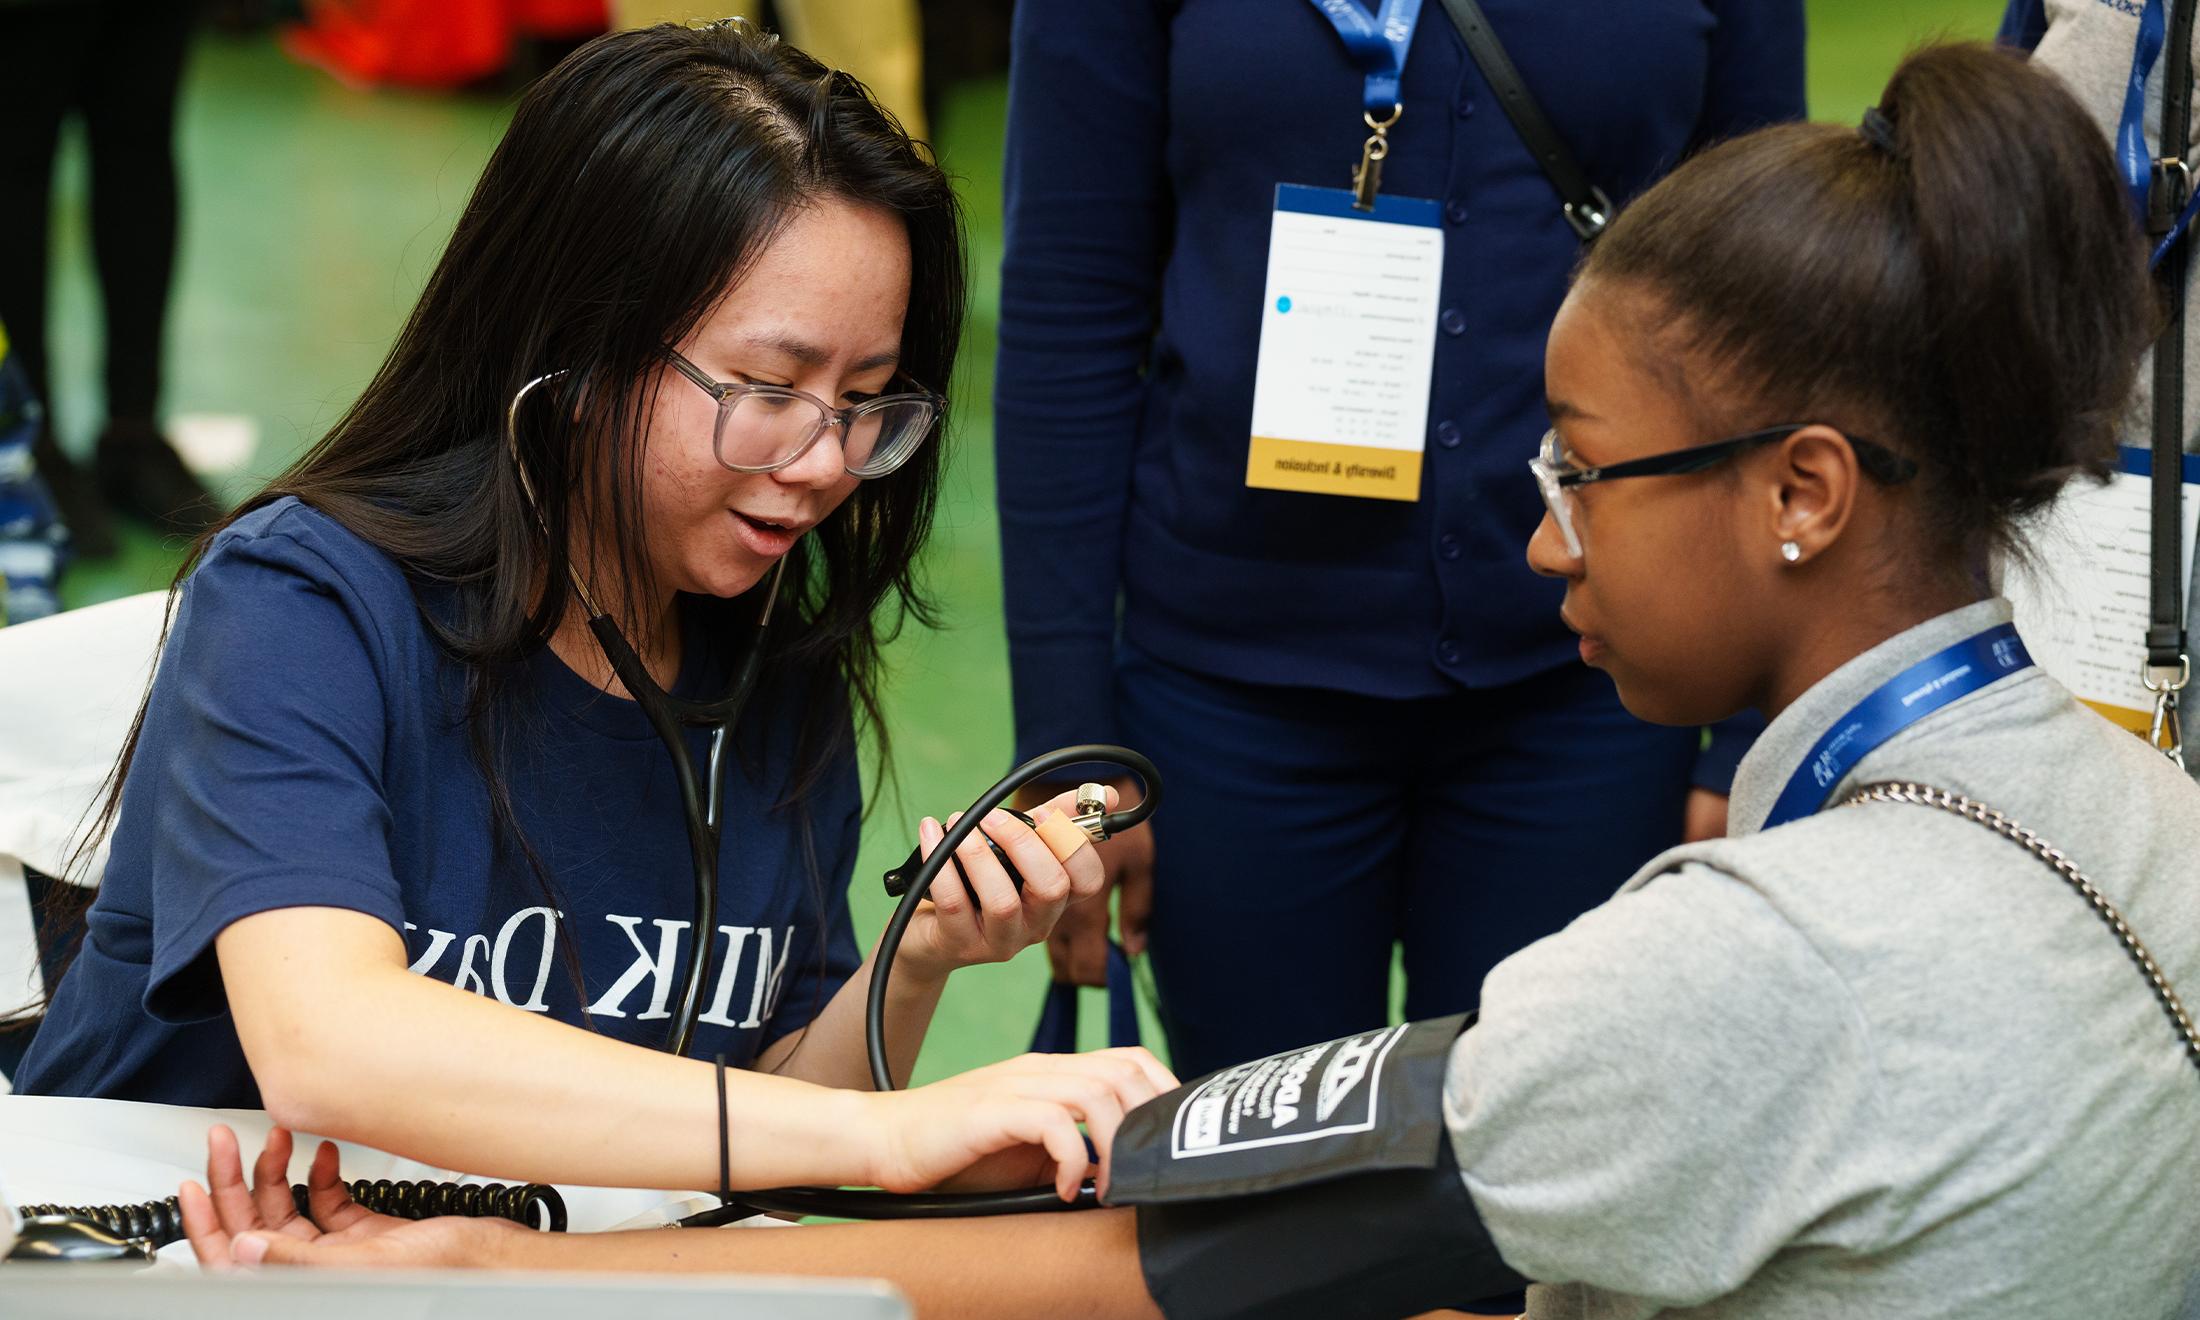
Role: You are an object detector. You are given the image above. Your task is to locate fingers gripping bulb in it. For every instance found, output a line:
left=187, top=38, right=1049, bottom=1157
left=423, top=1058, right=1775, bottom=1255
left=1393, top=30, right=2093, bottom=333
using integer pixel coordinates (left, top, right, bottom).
left=1029, top=782, right=1114, bottom=858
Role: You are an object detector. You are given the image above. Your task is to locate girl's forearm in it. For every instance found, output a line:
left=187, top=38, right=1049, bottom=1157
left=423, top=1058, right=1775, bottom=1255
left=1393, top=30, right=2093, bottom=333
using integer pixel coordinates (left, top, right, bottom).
left=493, top=1208, right=1163, bottom=1320
left=251, top=963, right=875, bottom=1190
left=223, top=908, right=889, bottom=1191
left=755, top=947, right=945, bottom=1089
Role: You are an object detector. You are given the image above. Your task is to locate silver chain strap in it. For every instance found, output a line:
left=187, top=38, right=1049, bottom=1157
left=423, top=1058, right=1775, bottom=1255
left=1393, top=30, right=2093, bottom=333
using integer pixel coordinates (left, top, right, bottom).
left=1839, top=782, right=2200, bottom=1076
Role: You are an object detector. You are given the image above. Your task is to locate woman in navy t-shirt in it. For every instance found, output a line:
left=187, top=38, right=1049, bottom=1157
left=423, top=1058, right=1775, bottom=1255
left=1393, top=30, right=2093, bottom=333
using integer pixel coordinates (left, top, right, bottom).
left=18, top=22, right=1171, bottom=1202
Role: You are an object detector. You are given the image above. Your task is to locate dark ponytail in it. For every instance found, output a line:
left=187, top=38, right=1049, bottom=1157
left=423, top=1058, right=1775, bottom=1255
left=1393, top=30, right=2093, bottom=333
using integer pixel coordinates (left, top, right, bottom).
left=1582, top=42, right=2153, bottom=572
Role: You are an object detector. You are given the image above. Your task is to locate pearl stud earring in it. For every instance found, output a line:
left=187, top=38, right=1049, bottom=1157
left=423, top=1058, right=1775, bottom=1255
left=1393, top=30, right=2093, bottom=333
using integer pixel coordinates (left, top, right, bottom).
left=1780, top=540, right=1803, bottom=563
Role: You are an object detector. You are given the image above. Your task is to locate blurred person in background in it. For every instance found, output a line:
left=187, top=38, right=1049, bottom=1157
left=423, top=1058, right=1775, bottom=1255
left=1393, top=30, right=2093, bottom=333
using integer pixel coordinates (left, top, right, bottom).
left=283, top=0, right=609, bottom=88
left=0, top=318, right=67, bottom=626
left=0, top=0, right=219, bottom=557
left=995, top=1, right=1806, bottom=1079
left=0, top=313, right=70, bottom=1088
left=614, top=1, right=929, bottom=139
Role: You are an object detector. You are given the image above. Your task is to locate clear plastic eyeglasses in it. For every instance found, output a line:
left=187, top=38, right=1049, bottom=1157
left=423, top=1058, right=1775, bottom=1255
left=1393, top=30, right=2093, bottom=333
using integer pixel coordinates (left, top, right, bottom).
left=664, top=348, right=943, bottom=478
left=1530, top=424, right=1917, bottom=559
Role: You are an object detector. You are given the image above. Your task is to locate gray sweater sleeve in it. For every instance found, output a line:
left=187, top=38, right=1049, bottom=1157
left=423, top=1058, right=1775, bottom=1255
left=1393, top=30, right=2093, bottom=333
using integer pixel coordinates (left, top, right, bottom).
left=1441, top=861, right=1889, bottom=1307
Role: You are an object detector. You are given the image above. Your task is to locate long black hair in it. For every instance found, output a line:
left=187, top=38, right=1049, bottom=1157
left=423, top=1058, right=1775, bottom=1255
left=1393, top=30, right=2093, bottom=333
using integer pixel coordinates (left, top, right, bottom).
left=31, top=20, right=964, bottom=1008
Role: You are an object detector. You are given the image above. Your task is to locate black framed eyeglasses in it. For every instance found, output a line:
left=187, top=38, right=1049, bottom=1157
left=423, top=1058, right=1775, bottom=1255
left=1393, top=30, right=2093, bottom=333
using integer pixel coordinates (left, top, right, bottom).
left=1529, top=424, right=1919, bottom=558
left=664, top=348, right=943, bottom=479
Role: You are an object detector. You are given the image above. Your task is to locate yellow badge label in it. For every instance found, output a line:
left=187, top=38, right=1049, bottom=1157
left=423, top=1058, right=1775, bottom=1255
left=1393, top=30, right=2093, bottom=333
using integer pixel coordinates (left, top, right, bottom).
left=2078, top=697, right=2152, bottom=735
left=1246, top=435, right=1422, bottom=502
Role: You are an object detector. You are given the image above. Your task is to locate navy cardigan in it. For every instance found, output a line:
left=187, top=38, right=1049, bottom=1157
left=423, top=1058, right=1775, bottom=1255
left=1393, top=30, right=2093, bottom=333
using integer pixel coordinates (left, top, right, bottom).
left=995, top=0, right=1802, bottom=784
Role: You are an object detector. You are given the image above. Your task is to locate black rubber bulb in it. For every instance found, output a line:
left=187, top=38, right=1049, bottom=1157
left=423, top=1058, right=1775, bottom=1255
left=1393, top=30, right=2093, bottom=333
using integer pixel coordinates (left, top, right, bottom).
left=881, top=808, right=1035, bottom=898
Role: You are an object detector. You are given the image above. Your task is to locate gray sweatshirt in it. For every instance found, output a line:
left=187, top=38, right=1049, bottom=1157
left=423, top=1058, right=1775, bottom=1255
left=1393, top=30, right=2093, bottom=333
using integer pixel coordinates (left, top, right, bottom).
left=1444, top=599, right=2200, bottom=1318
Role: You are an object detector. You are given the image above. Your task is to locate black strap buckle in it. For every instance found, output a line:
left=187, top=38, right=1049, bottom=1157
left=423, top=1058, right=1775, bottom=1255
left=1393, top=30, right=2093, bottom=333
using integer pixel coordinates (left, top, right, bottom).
left=2144, top=655, right=2189, bottom=768
left=2150, top=157, right=2193, bottom=236
left=1564, top=185, right=1614, bottom=241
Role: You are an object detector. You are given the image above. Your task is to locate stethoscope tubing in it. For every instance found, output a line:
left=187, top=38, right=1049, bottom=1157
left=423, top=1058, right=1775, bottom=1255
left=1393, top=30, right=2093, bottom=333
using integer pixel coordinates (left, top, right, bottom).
left=862, top=744, right=1161, bottom=1093
left=581, top=563, right=781, bottom=1058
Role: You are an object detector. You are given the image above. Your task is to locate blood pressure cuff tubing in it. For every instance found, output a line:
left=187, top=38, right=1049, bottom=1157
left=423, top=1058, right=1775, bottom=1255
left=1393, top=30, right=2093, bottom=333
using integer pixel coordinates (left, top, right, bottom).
left=1106, top=1013, right=1530, bottom=1319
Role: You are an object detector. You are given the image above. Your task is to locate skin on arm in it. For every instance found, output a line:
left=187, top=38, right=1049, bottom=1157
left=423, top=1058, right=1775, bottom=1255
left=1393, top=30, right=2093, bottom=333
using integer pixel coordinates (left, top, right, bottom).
left=498, top=1212, right=1164, bottom=1319
left=220, top=906, right=870, bottom=1189
left=217, top=907, right=1172, bottom=1196
left=752, top=940, right=948, bottom=1089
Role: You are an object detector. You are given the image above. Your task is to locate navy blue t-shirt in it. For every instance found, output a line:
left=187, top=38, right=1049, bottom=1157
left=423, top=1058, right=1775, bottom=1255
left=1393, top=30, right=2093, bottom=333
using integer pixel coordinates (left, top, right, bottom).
left=18, top=498, right=863, bottom=1106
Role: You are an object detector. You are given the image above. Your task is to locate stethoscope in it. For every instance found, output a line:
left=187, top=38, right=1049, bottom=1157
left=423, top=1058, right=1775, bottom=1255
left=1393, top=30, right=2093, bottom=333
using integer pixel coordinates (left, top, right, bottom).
left=508, top=369, right=783, bottom=1056
left=585, top=562, right=780, bottom=1057
left=508, top=370, right=1164, bottom=1218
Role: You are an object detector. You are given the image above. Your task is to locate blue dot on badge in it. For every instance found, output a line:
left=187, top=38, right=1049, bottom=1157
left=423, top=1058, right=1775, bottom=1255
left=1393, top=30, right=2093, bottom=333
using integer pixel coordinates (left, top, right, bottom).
left=1276, top=296, right=1293, bottom=314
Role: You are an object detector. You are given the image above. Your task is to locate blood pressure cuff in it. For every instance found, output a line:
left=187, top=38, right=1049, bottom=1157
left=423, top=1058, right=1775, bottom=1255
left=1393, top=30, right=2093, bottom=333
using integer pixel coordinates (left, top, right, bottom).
left=1106, top=1014, right=1529, bottom=1318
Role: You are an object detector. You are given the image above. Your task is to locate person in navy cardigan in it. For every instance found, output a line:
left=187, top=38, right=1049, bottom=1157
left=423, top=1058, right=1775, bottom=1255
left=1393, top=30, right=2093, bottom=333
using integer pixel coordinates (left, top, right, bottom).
left=996, top=0, right=1804, bottom=1076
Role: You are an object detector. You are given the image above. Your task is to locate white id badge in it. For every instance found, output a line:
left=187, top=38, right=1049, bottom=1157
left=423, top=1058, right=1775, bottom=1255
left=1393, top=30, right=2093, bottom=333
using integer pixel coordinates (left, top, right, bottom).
left=1245, top=184, right=1443, bottom=502
left=2007, top=445, right=2200, bottom=732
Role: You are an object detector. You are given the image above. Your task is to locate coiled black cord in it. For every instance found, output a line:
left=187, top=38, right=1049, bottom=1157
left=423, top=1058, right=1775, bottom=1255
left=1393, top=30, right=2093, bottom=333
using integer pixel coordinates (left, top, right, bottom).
left=21, top=1178, right=567, bottom=1251
left=17, top=1199, right=183, bottom=1247
left=692, top=744, right=1162, bottom=1223
left=331, top=1178, right=567, bottom=1231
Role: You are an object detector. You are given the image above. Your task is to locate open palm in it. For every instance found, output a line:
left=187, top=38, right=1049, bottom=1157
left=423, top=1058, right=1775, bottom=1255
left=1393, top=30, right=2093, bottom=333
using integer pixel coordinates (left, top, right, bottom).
left=179, top=1124, right=520, bottom=1270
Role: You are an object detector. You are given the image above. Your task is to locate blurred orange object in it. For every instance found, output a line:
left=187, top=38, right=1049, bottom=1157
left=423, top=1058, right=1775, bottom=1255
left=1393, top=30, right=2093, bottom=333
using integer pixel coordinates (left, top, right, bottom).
left=514, top=0, right=613, bottom=39
left=284, top=0, right=608, bottom=89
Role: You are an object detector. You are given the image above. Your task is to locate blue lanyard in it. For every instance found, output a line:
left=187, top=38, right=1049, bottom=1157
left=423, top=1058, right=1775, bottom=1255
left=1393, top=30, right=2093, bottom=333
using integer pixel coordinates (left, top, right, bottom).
left=2118, top=0, right=2200, bottom=266
left=2119, top=0, right=2169, bottom=215
left=1760, top=623, right=2034, bottom=831
left=1306, top=0, right=1426, bottom=117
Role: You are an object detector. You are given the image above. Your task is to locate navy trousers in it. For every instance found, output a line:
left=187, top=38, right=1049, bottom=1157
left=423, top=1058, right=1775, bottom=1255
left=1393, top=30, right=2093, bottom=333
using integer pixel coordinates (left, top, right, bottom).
left=1118, top=642, right=1697, bottom=1079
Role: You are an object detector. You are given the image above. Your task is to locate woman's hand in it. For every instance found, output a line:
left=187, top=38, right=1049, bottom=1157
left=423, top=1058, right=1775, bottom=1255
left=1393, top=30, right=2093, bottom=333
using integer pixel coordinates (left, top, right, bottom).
left=1027, top=776, right=1152, bottom=987
left=1682, top=788, right=1730, bottom=842
left=861, top=1046, right=1177, bottom=1202
left=179, top=1124, right=523, bottom=1271
left=1046, top=822, right=1154, bottom=986
left=892, top=786, right=1116, bottom=982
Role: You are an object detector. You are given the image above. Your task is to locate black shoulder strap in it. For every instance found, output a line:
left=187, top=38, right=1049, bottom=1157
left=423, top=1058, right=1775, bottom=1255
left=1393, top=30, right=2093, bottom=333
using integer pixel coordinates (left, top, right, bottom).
left=1432, top=0, right=1611, bottom=241
left=2148, top=0, right=2196, bottom=697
